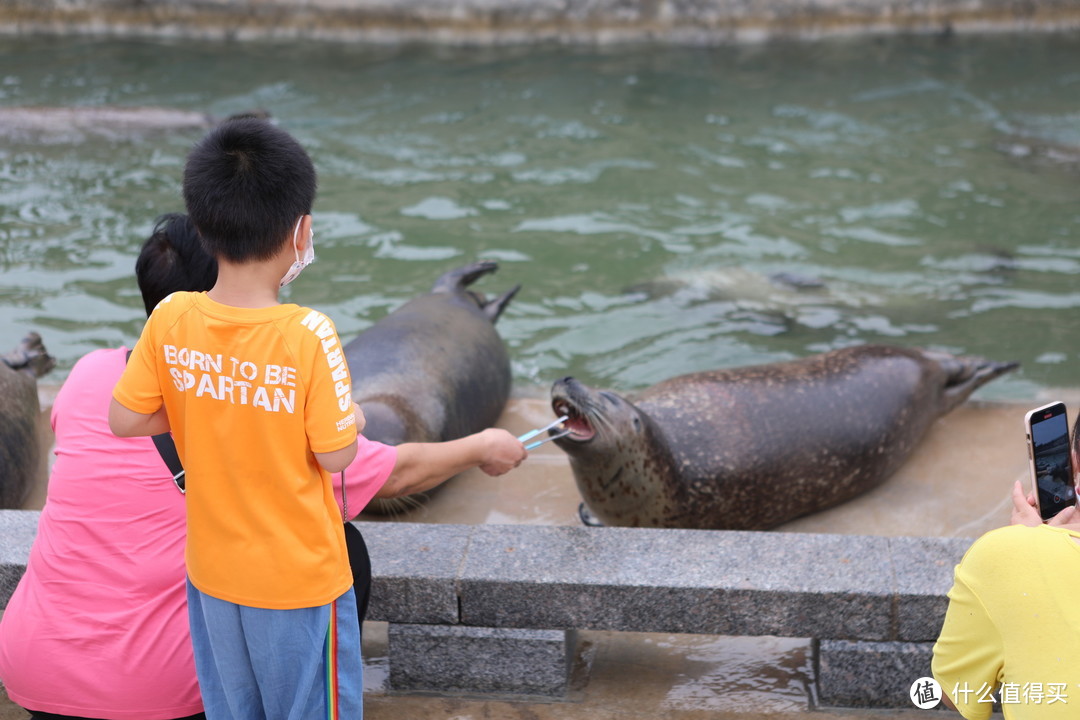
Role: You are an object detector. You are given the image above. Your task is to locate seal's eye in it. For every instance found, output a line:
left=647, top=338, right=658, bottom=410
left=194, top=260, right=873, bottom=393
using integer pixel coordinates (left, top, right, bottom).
left=633, top=416, right=642, bottom=432
left=600, top=392, right=619, bottom=404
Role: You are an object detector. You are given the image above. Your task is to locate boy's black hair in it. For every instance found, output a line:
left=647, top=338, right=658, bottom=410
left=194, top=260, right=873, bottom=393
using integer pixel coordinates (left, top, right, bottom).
left=136, top=213, right=219, bottom=316
left=182, top=118, right=317, bottom=263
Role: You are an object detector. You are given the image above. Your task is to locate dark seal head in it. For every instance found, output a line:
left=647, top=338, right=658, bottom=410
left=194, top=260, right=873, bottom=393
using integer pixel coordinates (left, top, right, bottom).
left=550, top=344, right=1018, bottom=530
left=0, top=332, right=56, bottom=509
left=550, top=379, right=681, bottom=528
left=347, top=261, right=519, bottom=514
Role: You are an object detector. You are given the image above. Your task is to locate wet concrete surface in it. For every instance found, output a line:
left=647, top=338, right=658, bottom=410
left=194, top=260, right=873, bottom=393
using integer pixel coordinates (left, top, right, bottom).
left=359, top=622, right=952, bottom=719
left=0, top=622, right=947, bottom=718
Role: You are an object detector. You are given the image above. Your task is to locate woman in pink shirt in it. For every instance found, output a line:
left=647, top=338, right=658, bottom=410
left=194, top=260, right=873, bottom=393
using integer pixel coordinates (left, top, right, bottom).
left=0, top=214, right=525, bottom=719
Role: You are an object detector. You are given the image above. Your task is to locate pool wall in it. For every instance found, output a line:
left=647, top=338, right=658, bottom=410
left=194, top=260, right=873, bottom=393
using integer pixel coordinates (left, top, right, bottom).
left=1, top=0, right=1079, bottom=43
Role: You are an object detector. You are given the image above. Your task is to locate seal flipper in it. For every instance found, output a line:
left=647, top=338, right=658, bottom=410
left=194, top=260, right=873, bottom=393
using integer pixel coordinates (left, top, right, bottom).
left=578, top=502, right=605, bottom=527
left=481, top=284, right=520, bottom=323
left=431, top=261, right=520, bottom=323
left=430, top=260, right=499, bottom=295
left=925, top=350, right=1019, bottom=414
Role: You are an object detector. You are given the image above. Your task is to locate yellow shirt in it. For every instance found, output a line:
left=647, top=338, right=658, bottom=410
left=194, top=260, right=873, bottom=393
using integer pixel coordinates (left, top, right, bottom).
left=932, top=523, right=1080, bottom=719
left=113, top=292, right=357, bottom=609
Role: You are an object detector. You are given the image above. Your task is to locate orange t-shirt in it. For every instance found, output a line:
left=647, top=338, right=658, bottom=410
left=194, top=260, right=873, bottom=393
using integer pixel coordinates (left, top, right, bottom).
left=113, top=292, right=358, bottom=609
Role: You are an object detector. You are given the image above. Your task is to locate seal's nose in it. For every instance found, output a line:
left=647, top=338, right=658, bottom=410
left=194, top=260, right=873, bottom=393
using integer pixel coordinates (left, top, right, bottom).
left=551, top=376, right=586, bottom=397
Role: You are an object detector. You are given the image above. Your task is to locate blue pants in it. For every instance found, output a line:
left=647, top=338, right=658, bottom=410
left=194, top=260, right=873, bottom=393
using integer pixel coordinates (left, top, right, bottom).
left=186, top=580, right=363, bottom=720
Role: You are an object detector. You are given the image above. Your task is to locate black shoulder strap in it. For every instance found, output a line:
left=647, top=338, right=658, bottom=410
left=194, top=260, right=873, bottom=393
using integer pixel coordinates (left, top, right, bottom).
left=152, top=432, right=185, bottom=483
left=126, top=349, right=186, bottom=492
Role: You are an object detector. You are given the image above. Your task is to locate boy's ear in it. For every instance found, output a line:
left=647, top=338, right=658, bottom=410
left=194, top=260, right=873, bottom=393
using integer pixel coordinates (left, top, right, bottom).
left=294, top=214, right=313, bottom=252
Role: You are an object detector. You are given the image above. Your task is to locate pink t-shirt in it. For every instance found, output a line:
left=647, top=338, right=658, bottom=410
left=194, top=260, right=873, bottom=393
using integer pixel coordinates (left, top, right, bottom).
left=0, top=347, right=395, bottom=718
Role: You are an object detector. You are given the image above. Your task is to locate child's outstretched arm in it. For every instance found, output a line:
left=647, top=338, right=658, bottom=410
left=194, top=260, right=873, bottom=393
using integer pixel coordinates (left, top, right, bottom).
left=375, top=428, right=527, bottom=500
left=109, top=397, right=170, bottom=437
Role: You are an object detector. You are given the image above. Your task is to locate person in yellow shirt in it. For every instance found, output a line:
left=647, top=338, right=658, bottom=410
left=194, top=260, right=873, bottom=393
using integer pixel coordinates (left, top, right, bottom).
left=932, top=426, right=1080, bottom=719
left=106, top=117, right=525, bottom=719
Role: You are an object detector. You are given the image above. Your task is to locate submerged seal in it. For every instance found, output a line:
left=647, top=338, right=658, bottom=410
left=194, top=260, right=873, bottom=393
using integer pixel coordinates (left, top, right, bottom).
left=549, top=344, right=1018, bottom=530
left=347, top=261, right=519, bottom=515
left=0, top=332, right=56, bottom=509
left=0, top=107, right=270, bottom=143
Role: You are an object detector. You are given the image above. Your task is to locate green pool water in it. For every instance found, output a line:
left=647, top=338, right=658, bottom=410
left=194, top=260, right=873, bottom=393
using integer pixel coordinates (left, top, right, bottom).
left=2, top=34, right=1079, bottom=401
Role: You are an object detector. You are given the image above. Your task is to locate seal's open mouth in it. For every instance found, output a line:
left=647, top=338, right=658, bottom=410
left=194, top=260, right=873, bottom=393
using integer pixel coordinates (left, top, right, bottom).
left=553, top=399, right=596, bottom=442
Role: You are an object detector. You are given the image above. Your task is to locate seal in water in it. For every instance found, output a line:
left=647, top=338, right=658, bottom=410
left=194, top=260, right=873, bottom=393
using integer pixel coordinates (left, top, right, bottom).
left=0, top=332, right=56, bottom=509
left=548, top=344, right=1018, bottom=530
left=0, top=107, right=271, bottom=144
left=347, top=261, right=519, bottom=515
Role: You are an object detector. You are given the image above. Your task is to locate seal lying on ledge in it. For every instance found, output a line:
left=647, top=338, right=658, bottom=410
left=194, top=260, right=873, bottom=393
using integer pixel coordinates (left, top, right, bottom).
left=0, top=332, right=56, bottom=509
left=348, top=261, right=519, bottom=515
left=549, top=344, right=1018, bottom=530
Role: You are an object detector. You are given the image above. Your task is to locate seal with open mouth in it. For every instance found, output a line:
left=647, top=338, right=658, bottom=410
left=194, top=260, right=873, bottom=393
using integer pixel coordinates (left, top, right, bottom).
left=549, top=344, right=1018, bottom=530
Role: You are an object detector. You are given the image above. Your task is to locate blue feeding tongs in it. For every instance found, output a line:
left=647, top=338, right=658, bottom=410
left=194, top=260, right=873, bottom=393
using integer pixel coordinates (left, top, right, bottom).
left=518, top=414, right=570, bottom=450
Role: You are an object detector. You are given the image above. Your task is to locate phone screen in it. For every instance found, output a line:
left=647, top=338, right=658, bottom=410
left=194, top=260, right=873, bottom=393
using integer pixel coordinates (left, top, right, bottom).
left=1028, top=403, right=1075, bottom=521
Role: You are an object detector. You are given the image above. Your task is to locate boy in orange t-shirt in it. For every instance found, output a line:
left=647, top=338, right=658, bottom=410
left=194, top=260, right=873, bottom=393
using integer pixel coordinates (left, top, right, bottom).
left=110, top=118, right=366, bottom=718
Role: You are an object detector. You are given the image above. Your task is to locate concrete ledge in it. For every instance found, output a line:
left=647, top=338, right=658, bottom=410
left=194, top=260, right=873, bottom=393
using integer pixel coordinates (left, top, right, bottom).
left=363, top=522, right=472, bottom=625
left=890, top=535, right=969, bottom=641
left=1, top=0, right=1079, bottom=44
left=369, top=522, right=967, bottom=643
left=460, top=525, right=886, bottom=639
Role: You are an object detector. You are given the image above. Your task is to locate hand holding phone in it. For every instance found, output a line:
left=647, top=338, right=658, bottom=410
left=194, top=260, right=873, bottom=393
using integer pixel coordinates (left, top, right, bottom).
left=1024, top=402, right=1076, bottom=522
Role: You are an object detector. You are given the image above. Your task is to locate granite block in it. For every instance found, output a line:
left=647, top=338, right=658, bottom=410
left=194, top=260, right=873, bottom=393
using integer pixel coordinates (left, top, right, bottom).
left=457, top=525, right=895, bottom=639
left=388, top=623, right=572, bottom=697
left=358, top=521, right=470, bottom=625
left=0, top=510, right=38, bottom=609
left=817, top=639, right=935, bottom=709
left=888, top=535, right=971, bottom=641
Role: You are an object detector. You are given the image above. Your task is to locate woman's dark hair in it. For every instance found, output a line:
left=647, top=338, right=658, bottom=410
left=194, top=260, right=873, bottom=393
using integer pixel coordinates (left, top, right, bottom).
left=135, top=213, right=219, bottom=316
left=182, top=117, right=317, bottom=263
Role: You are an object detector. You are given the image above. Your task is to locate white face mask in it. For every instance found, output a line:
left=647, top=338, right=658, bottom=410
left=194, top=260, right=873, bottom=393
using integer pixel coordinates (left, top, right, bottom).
left=280, top=217, right=315, bottom=288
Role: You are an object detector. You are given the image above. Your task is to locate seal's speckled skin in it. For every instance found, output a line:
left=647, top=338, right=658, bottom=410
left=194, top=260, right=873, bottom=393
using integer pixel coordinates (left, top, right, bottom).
left=347, top=261, right=518, bottom=515
left=0, top=333, right=55, bottom=509
left=551, top=345, right=1018, bottom=530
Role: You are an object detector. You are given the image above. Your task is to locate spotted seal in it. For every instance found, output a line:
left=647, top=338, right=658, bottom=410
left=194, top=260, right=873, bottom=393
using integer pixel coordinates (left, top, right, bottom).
left=347, top=261, right=518, bottom=515
left=0, top=332, right=56, bottom=508
left=549, top=344, right=1018, bottom=530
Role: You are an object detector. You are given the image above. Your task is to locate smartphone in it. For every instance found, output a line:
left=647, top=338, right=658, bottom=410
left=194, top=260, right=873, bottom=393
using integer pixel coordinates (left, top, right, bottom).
left=1024, top=401, right=1076, bottom=521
